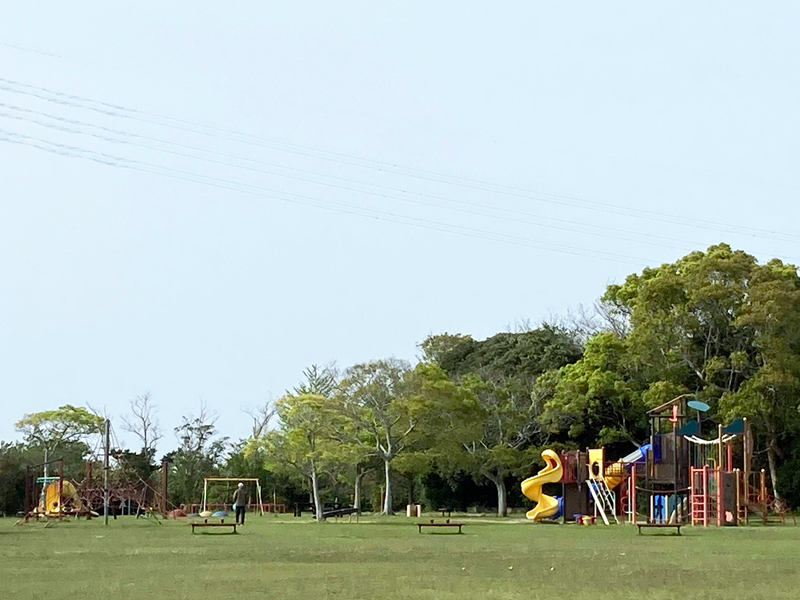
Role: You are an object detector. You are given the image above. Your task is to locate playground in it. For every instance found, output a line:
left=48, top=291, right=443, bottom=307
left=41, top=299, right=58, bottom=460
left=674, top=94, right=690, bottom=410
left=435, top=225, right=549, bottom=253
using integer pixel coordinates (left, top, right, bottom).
left=6, top=396, right=798, bottom=599
left=2, top=514, right=800, bottom=600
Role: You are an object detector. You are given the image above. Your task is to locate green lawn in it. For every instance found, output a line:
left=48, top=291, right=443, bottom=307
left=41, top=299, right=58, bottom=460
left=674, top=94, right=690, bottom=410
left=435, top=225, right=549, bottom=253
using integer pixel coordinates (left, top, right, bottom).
left=1, top=514, right=798, bottom=600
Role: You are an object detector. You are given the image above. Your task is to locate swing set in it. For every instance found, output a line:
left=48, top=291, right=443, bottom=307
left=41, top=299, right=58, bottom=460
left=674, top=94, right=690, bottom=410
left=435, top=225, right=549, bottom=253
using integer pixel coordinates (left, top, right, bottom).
left=200, top=478, right=265, bottom=515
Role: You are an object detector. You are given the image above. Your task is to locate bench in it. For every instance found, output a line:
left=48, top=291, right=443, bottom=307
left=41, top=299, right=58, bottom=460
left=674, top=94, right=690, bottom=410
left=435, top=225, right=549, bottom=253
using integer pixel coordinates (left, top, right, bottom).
left=190, top=519, right=237, bottom=534
left=417, top=522, right=464, bottom=534
left=637, top=523, right=681, bottom=535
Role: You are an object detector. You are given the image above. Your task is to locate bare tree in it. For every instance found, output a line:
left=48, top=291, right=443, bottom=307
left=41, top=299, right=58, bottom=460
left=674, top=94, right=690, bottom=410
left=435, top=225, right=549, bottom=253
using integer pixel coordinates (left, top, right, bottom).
left=243, top=398, right=277, bottom=439
left=121, top=392, right=162, bottom=454
left=543, top=299, right=631, bottom=344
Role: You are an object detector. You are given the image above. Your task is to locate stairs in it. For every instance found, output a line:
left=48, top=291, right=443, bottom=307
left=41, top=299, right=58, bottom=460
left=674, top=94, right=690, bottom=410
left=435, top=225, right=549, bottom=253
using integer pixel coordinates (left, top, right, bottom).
left=588, top=479, right=618, bottom=525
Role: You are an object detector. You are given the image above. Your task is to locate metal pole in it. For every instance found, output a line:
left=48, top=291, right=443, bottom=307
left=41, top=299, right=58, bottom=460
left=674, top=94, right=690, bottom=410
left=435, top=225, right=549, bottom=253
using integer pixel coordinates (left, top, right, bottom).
left=103, top=419, right=110, bottom=526
left=40, top=448, right=48, bottom=510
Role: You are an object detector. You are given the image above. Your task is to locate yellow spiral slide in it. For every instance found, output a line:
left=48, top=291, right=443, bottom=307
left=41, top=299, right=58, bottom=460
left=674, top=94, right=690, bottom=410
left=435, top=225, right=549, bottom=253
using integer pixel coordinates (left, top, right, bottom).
left=521, top=449, right=563, bottom=521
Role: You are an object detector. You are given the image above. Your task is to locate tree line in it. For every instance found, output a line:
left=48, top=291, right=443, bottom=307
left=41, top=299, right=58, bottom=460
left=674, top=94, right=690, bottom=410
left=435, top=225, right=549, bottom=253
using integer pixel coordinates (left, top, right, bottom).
left=3, top=244, right=800, bottom=517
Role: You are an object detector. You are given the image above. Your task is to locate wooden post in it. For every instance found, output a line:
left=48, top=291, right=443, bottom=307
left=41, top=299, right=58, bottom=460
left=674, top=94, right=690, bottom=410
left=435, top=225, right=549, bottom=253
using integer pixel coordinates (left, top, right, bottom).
left=103, top=419, right=110, bottom=526
left=760, top=469, right=767, bottom=523
left=727, top=442, right=732, bottom=473
left=161, top=459, right=169, bottom=517
left=57, top=459, right=64, bottom=517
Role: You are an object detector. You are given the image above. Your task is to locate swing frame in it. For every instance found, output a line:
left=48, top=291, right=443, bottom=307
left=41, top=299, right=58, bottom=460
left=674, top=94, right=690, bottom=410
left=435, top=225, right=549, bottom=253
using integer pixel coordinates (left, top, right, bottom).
left=201, top=477, right=264, bottom=516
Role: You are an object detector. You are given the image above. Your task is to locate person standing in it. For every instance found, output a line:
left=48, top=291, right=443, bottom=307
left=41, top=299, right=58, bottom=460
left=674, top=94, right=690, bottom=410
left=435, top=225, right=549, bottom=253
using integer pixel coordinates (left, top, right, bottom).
left=233, top=482, right=247, bottom=525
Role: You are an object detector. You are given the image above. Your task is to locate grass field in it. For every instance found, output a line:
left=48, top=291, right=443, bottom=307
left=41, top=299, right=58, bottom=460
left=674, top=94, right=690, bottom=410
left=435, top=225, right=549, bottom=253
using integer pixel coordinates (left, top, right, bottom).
left=2, top=514, right=798, bottom=600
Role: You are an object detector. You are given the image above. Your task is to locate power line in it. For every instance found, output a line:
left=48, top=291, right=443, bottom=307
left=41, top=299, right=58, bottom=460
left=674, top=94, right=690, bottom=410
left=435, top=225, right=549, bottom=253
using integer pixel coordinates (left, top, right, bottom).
left=2, top=77, right=798, bottom=245
left=0, top=128, right=655, bottom=266
left=0, top=104, right=731, bottom=256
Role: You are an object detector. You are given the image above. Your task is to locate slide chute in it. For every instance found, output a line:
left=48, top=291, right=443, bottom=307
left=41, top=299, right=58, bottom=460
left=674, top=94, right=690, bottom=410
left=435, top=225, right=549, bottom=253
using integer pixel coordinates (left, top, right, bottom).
left=521, top=450, right=563, bottom=521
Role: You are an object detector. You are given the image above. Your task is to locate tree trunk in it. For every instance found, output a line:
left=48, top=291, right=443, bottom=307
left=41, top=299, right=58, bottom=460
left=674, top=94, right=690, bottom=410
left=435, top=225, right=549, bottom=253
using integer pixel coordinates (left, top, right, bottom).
left=353, top=470, right=364, bottom=511
left=382, top=458, right=393, bottom=515
left=311, top=464, right=324, bottom=522
left=767, top=436, right=782, bottom=501
left=407, top=474, right=414, bottom=506
left=490, top=475, right=508, bottom=517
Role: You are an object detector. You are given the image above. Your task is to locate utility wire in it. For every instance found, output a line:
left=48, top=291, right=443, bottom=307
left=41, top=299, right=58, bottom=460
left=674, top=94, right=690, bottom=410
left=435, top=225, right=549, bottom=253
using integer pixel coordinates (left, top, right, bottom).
left=0, top=104, right=731, bottom=256
left=2, top=77, right=798, bottom=245
left=0, top=128, right=655, bottom=265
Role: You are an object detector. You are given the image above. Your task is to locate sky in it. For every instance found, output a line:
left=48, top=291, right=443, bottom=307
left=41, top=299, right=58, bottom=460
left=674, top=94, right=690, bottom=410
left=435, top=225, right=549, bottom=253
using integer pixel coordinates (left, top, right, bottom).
left=2, top=2, right=799, bottom=455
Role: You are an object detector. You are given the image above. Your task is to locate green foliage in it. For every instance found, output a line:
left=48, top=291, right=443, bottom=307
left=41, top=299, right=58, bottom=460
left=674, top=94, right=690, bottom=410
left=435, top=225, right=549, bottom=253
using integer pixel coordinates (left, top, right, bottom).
left=256, top=393, right=343, bottom=478
left=0, top=443, right=27, bottom=515
left=538, top=333, right=648, bottom=446
left=418, top=333, right=475, bottom=364
left=605, top=244, right=800, bottom=496
left=15, top=405, right=104, bottom=455
left=293, top=364, right=338, bottom=397
left=434, top=325, right=583, bottom=382
left=166, top=407, right=229, bottom=505
left=112, top=448, right=158, bottom=486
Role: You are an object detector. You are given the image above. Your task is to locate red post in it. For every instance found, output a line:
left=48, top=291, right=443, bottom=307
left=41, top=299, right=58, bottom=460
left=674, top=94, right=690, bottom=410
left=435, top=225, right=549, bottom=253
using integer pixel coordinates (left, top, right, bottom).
left=702, top=465, right=709, bottom=528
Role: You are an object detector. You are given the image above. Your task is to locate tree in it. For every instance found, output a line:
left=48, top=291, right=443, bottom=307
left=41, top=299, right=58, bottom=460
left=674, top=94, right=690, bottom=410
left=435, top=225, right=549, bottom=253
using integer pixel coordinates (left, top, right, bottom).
left=433, top=325, right=583, bottom=383
left=445, top=375, right=538, bottom=516
left=293, top=363, right=338, bottom=397
left=606, top=244, right=800, bottom=497
left=418, top=333, right=474, bottom=364
left=536, top=333, right=650, bottom=447
left=166, top=403, right=229, bottom=505
left=422, top=325, right=583, bottom=516
left=121, top=392, right=161, bottom=456
left=15, top=405, right=104, bottom=462
left=250, top=393, right=342, bottom=521
left=718, top=260, right=800, bottom=498
left=337, top=359, right=420, bottom=515
left=243, top=399, right=276, bottom=440
left=0, top=443, right=30, bottom=515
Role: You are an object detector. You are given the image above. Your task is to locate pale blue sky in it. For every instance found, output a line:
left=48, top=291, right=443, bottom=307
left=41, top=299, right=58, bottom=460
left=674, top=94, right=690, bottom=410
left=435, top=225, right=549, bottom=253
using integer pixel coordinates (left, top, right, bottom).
left=2, top=2, right=799, bottom=454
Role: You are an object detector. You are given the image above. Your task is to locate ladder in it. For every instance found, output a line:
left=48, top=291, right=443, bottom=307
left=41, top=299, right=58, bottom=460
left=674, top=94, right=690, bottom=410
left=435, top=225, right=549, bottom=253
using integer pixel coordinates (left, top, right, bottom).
left=588, top=479, right=618, bottom=525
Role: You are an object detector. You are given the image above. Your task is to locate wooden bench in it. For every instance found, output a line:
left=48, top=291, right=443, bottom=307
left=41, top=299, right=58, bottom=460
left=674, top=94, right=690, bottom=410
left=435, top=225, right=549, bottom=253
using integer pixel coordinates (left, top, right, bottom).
left=190, top=519, right=237, bottom=534
left=417, top=522, right=464, bottom=534
left=637, top=523, right=681, bottom=535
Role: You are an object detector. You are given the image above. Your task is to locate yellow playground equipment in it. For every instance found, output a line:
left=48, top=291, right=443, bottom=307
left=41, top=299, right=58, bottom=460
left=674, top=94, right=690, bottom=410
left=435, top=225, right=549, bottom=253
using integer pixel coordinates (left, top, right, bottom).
left=37, top=480, right=85, bottom=516
left=521, top=449, right=563, bottom=521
